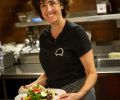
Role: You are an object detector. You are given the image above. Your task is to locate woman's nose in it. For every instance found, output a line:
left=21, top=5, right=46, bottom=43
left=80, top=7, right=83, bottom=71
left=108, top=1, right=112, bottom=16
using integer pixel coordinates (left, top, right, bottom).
left=46, top=4, right=52, bottom=12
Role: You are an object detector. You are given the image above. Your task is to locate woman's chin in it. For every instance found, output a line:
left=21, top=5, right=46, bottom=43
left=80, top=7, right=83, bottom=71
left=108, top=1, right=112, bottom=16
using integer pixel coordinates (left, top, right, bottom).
left=45, top=17, right=57, bottom=24
left=47, top=20, right=56, bottom=24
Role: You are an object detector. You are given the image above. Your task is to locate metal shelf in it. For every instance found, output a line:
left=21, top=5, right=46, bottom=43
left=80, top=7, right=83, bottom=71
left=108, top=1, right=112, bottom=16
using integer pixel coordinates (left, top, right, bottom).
left=68, top=13, right=120, bottom=22
left=15, top=13, right=120, bottom=27
left=15, top=20, right=49, bottom=27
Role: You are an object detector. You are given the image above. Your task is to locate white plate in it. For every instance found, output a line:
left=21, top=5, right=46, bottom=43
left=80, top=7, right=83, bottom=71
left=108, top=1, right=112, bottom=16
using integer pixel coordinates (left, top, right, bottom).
left=15, top=93, right=27, bottom=100
left=15, top=89, right=66, bottom=100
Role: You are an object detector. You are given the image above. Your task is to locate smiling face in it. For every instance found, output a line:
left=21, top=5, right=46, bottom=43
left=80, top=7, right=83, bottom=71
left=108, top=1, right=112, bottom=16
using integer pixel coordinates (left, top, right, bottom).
left=39, top=0, right=63, bottom=24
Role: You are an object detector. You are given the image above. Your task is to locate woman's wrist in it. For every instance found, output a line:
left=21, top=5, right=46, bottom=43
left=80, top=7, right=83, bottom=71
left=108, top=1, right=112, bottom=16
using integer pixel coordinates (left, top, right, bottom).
left=24, top=85, right=29, bottom=89
left=76, top=92, right=83, bottom=100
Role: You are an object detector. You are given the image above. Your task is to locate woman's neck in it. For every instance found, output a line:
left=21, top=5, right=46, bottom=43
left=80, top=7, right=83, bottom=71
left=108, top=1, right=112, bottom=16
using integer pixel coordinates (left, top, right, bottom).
left=51, top=18, right=66, bottom=39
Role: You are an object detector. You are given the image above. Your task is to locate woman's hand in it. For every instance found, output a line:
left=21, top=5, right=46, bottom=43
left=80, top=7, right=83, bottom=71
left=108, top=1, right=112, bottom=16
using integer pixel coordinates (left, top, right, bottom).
left=18, top=73, right=47, bottom=94
left=59, top=93, right=82, bottom=100
left=18, top=86, right=28, bottom=94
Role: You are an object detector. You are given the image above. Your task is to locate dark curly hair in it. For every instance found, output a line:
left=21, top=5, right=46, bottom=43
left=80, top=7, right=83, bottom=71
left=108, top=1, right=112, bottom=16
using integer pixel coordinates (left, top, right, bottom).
left=31, top=0, right=72, bottom=19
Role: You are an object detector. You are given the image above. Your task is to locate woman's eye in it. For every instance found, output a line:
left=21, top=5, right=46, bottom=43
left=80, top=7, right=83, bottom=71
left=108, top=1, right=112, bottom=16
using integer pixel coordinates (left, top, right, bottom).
left=40, top=4, right=46, bottom=8
left=49, top=2, right=56, bottom=6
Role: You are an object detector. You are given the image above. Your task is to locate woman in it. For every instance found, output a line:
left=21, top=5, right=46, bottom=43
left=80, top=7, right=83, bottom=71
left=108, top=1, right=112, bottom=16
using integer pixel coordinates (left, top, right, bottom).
left=19, top=0, right=97, bottom=99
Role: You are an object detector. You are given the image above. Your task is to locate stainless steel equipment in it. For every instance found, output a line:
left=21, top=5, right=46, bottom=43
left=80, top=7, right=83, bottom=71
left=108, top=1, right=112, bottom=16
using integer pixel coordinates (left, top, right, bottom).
left=95, top=58, right=120, bottom=68
left=20, top=53, right=40, bottom=64
left=3, top=52, right=15, bottom=68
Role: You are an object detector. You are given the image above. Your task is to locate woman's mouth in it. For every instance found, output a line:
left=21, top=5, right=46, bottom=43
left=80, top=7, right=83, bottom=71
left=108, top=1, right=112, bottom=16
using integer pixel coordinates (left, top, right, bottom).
left=47, top=14, right=54, bottom=18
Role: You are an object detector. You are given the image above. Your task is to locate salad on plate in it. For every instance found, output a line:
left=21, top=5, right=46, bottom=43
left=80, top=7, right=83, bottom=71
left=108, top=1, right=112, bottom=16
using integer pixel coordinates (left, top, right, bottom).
left=15, top=84, right=66, bottom=100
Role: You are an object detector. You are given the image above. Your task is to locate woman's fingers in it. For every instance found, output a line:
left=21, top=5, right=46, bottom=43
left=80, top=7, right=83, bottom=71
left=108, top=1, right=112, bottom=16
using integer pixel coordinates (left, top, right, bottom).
left=59, top=93, right=69, bottom=99
left=18, top=86, right=28, bottom=94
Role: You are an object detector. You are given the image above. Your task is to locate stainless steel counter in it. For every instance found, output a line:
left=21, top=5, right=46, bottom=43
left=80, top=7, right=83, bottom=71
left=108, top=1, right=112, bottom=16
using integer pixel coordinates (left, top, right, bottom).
left=97, top=67, right=120, bottom=73
left=0, top=64, right=120, bottom=100
left=0, top=64, right=120, bottom=79
left=0, top=64, right=44, bottom=79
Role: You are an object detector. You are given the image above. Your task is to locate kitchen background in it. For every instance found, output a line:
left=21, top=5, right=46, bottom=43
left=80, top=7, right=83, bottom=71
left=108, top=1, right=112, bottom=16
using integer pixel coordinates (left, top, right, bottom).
left=0, top=0, right=120, bottom=100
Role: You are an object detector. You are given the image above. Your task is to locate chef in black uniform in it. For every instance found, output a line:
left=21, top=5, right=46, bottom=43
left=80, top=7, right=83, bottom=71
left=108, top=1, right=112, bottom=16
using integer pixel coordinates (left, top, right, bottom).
left=19, top=0, right=97, bottom=99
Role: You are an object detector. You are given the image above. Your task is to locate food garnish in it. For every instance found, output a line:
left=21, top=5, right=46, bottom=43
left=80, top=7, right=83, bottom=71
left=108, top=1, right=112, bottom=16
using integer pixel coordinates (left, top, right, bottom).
left=24, top=84, right=54, bottom=100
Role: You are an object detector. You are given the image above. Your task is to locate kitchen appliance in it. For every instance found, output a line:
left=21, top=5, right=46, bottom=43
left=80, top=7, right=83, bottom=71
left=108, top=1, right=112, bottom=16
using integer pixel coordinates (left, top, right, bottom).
left=3, top=52, right=15, bottom=68
left=20, top=52, right=40, bottom=64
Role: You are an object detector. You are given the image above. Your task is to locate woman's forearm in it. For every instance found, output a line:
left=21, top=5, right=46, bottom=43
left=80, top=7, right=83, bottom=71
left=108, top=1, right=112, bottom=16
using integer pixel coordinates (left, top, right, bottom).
left=77, top=72, right=97, bottom=99
left=77, top=49, right=97, bottom=99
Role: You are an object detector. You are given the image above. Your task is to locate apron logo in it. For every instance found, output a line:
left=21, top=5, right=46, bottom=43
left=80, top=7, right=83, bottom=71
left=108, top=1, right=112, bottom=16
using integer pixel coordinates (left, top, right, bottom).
left=55, top=48, right=64, bottom=56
